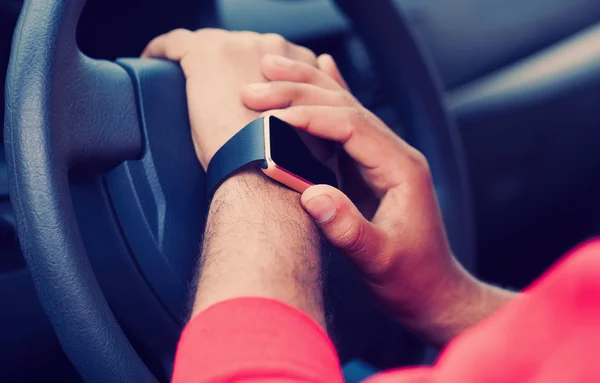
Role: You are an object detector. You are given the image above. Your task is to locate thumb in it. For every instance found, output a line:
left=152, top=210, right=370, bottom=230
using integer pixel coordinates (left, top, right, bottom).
left=301, top=185, right=383, bottom=260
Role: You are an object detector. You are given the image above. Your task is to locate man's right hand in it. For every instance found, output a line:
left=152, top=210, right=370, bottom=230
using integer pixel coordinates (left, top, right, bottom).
left=241, top=55, right=516, bottom=346
left=141, top=29, right=317, bottom=170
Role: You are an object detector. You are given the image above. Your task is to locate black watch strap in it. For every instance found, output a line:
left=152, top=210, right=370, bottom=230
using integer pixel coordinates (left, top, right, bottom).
left=206, top=117, right=266, bottom=198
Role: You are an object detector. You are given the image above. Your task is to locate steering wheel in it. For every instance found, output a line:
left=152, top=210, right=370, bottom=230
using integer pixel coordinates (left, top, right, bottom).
left=4, top=0, right=474, bottom=382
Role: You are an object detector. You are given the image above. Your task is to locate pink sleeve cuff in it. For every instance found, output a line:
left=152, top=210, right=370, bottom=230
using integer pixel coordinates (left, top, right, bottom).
left=172, top=297, right=344, bottom=383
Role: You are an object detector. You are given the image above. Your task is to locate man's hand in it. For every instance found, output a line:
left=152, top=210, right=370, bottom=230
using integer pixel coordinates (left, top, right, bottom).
left=142, top=29, right=329, bottom=327
left=141, top=29, right=317, bottom=169
left=241, top=55, right=516, bottom=346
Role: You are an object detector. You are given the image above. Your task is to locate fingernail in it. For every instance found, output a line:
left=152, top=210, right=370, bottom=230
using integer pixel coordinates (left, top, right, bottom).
left=246, top=83, right=271, bottom=92
left=270, top=55, right=293, bottom=67
left=303, top=195, right=336, bottom=223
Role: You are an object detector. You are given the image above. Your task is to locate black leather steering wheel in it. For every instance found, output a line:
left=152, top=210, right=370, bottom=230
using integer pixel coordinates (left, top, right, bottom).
left=333, top=0, right=475, bottom=265
left=4, top=0, right=474, bottom=382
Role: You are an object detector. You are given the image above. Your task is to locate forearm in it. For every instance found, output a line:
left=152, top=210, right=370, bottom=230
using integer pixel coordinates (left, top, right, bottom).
left=175, top=171, right=343, bottom=382
left=191, top=169, right=326, bottom=327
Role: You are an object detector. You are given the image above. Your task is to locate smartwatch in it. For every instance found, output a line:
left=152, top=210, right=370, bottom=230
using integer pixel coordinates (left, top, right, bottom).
left=206, top=116, right=337, bottom=198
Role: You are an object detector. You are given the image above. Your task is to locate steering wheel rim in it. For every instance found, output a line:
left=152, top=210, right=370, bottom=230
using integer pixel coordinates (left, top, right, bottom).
left=4, top=0, right=475, bottom=381
left=335, top=0, right=476, bottom=270
left=5, top=1, right=156, bottom=382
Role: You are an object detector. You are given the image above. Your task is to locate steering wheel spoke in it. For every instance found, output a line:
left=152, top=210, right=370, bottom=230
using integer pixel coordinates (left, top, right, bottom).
left=6, top=0, right=142, bottom=173
left=60, top=56, right=143, bottom=171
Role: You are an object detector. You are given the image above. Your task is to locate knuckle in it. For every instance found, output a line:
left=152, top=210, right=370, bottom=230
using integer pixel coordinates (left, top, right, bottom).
left=167, top=28, right=192, bottom=40
left=337, top=220, right=368, bottom=255
left=238, top=32, right=259, bottom=47
left=262, top=33, right=288, bottom=50
left=336, top=90, right=356, bottom=106
left=219, top=35, right=257, bottom=59
left=191, top=29, right=223, bottom=46
left=372, top=253, right=399, bottom=284
left=339, top=107, right=361, bottom=139
left=263, top=83, right=296, bottom=107
left=236, top=31, right=262, bottom=48
left=413, top=150, right=431, bottom=175
left=346, top=107, right=367, bottom=129
left=289, top=83, right=306, bottom=99
left=294, top=46, right=318, bottom=63
left=194, top=28, right=221, bottom=36
left=237, top=30, right=260, bottom=38
left=277, top=87, right=298, bottom=107
left=301, top=64, right=317, bottom=81
left=164, top=29, right=192, bottom=58
left=304, top=47, right=318, bottom=61
left=163, top=28, right=192, bottom=51
left=408, top=149, right=433, bottom=186
left=349, top=107, right=368, bottom=124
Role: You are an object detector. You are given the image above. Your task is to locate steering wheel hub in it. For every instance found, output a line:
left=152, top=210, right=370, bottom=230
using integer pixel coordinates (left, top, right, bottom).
left=107, top=59, right=205, bottom=322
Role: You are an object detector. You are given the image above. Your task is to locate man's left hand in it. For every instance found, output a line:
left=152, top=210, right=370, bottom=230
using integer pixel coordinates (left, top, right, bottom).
left=142, top=28, right=318, bottom=169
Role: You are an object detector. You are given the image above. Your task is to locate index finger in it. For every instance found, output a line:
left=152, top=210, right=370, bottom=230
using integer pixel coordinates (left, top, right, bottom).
left=265, top=105, right=408, bottom=169
left=265, top=106, right=411, bottom=194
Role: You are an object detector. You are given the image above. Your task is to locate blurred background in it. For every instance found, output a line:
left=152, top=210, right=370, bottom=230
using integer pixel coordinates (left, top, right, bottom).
left=1, top=0, right=600, bottom=381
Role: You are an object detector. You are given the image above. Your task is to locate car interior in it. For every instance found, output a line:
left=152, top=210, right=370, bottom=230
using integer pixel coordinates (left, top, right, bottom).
left=1, top=0, right=600, bottom=381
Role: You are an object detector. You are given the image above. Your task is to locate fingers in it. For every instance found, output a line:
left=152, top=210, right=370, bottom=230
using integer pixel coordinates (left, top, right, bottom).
left=141, top=28, right=197, bottom=60
left=317, top=54, right=350, bottom=91
left=257, top=33, right=317, bottom=66
left=265, top=105, right=354, bottom=141
left=301, top=185, right=385, bottom=260
left=267, top=105, right=418, bottom=195
left=242, top=82, right=356, bottom=111
left=288, top=44, right=319, bottom=66
left=261, top=54, right=343, bottom=90
left=266, top=106, right=393, bottom=170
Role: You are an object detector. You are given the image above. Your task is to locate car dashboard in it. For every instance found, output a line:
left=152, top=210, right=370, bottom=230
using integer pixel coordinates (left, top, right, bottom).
left=218, top=0, right=600, bottom=89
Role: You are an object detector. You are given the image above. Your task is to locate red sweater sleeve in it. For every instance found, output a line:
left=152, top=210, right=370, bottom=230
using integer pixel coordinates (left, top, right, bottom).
left=173, top=239, right=600, bottom=383
left=367, top=238, right=600, bottom=383
left=172, top=298, right=344, bottom=382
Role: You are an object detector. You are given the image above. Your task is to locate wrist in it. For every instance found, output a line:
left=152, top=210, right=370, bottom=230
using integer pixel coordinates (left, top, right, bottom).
left=194, top=167, right=325, bottom=325
left=211, top=167, right=297, bottom=207
left=206, top=167, right=319, bottom=262
left=398, top=259, right=515, bottom=346
left=209, top=167, right=317, bottom=235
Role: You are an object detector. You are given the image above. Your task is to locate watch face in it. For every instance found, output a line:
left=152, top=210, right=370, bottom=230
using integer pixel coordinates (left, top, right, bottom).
left=268, top=117, right=337, bottom=187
